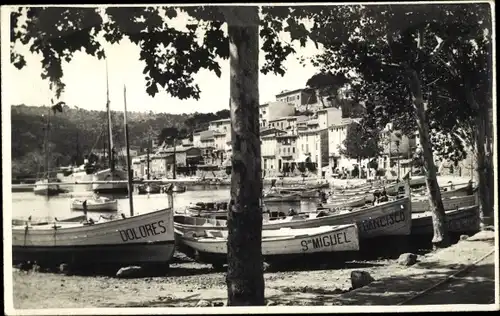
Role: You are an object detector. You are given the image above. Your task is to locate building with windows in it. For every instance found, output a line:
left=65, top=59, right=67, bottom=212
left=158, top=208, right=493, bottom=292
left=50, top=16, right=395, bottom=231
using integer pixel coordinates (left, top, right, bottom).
left=259, top=101, right=295, bottom=128
left=275, top=88, right=316, bottom=109
left=208, top=118, right=231, bottom=133
left=327, top=118, right=362, bottom=172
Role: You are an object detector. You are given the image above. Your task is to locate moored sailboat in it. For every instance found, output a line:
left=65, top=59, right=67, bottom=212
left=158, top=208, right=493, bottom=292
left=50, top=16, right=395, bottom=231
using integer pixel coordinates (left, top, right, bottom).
left=12, top=85, right=176, bottom=269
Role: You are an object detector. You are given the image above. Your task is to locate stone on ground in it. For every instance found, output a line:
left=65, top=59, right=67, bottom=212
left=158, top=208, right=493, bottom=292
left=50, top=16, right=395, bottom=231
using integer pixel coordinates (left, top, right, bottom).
left=195, top=299, right=212, bottom=307
left=350, top=270, right=375, bottom=290
left=115, top=266, right=144, bottom=278
left=398, top=253, right=418, bottom=266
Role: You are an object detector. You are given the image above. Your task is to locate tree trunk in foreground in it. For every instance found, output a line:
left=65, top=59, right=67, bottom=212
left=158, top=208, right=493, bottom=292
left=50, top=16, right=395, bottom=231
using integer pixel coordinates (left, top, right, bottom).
left=406, top=69, right=449, bottom=248
left=465, top=86, right=492, bottom=227
left=224, top=7, right=265, bottom=306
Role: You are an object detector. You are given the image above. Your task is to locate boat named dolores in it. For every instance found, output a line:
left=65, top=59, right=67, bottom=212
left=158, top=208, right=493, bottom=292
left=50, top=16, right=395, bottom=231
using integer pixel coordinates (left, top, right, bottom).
left=12, top=207, right=175, bottom=267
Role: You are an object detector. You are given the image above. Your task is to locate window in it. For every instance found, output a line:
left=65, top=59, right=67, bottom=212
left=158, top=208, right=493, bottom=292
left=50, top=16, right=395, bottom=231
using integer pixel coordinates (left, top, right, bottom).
left=293, top=147, right=295, bottom=153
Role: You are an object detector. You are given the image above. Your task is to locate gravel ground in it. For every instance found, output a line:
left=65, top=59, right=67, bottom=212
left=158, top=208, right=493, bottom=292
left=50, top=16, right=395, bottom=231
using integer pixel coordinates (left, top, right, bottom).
left=9, top=230, right=496, bottom=310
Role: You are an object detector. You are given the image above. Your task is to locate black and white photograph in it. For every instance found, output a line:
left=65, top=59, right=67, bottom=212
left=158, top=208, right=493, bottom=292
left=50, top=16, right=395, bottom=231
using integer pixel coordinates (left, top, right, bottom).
left=2, top=2, right=498, bottom=314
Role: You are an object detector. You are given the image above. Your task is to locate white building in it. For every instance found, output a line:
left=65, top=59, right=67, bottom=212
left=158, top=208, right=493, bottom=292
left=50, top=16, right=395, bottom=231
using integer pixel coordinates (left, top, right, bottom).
left=316, top=107, right=342, bottom=129
left=259, top=101, right=295, bottom=128
left=208, top=118, right=231, bottom=133
left=327, top=118, right=363, bottom=172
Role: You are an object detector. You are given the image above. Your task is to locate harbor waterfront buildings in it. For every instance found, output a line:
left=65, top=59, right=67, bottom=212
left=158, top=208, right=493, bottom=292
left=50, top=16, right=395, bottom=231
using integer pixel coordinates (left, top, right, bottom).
left=133, top=87, right=426, bottom=179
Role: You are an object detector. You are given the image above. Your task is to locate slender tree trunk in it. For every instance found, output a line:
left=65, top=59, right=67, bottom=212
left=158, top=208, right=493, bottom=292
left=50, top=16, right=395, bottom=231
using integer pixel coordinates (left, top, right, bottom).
left=224, top=7, right=264, bottom=306
left=406, top=68, right=449, bottom=248
left=316, top=89, right=326, bottom=108
left=465, top=86, right=492, bottom=227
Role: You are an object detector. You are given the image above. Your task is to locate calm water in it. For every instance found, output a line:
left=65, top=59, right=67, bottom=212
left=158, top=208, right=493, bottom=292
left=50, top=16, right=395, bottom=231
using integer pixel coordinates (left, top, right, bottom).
left=10, top=185, right=319, bottom=222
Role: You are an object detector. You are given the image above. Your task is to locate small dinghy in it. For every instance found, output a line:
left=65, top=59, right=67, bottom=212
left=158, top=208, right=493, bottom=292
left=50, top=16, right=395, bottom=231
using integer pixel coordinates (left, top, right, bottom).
left=176, top=224, right=360, bottom=264
left=137, top=183, right=162, bottom=195
left=180, top=201, right=228, bottom=217
left=411, top=194, right=477, bottom=213
left=71, top=196, right=118, bottom=212
left=262, top=189, right=302, bottom=203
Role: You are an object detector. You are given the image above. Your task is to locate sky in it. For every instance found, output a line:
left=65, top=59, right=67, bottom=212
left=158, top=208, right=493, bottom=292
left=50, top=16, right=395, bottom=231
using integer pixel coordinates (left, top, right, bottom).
left=7, top=8, right=323, bottom=115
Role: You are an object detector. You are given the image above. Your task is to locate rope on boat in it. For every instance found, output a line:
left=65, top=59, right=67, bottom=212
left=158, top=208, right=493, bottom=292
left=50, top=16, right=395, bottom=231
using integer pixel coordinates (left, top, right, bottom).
left=397, top=249, right=495, bottom=305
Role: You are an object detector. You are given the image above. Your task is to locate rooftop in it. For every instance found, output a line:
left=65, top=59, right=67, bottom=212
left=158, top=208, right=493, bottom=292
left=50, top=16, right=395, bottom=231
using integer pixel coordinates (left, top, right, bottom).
left=209, top=118, right=231, bottom=124
left=275, top=88, right=308, bottom=97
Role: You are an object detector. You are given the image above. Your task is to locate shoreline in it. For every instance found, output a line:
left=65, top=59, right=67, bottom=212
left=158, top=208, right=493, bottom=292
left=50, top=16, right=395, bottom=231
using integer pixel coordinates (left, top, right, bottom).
left=10, top=230, right=495, bottom=309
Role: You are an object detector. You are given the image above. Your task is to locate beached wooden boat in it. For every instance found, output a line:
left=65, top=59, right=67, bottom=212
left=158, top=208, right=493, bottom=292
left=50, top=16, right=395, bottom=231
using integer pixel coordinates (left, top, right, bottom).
left=12, top=215, right=87, bottom=226
left=12, top=207, right=175, bottom=266
left=321, top=196, right=368, bottom=209
left=411, top=205, right=480, bottom=235
left=268, top=187, right=319, bottom=199
left=263, top=190, right=302, bottom=203
left=174, top=197, right=411, bottom=239
left=180, top=201, right=229, bottom=217
left=411, top=194, right=477, bottom=213
left=70, top=196, right=118, bottom=212
left=176, top=224, right=359, bottom=264
left=411, top=182, right=474, bottom=198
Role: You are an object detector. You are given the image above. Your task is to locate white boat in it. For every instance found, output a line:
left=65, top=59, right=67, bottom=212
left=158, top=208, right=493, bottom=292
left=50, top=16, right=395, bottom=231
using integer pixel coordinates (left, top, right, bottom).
left=33, top=179, right=61, bottom=196
left=12, top=207, right=175, bottom=266
left=92, top=168, right=129, bottom=194
left=322, top=196, right=368, bottom=209
left=174, top=197, right=412, bottom=239
left=176, top=224, right=359, bottom=264
left=411, top=205, right=480, bottom=235
left=71, top=196, right=118, bottom=212
left=263, top=190, right=302, bottom=203
left=411, top=194, right=477, bottom=213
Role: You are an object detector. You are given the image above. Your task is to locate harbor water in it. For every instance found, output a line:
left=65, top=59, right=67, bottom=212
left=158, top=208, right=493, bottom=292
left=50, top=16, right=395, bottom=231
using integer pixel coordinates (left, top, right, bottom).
left=9, top=185, right=320, bottom=222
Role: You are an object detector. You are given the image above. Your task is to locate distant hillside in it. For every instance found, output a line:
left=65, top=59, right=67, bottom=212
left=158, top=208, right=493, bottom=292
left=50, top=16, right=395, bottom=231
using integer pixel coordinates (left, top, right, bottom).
left=11, top=104, right=229, bottom=179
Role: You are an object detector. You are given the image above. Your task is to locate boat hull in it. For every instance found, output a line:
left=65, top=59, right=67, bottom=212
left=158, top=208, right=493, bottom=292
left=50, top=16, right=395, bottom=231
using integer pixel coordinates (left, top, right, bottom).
left=178, top=224, right=359, bottom=264
left=33, top=181, right=61, bottom=196
left=91, top=169, right=129, bottom=194
left=71, top=199, right=118, bottom=212
left=175, top=198, right=412, bottom=239
left=411, top=205, right=480, bottom=235
left=12, top=208, right=175, bottom=266
left=411, top=194, right=477, bottom=213
left=12, top=242, right=175, bottom=267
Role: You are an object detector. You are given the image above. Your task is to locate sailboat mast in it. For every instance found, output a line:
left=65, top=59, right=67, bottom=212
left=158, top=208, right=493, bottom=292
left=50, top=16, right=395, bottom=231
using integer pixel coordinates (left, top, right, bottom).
left=123, top=85, right=134, bottom=216
left=46, top=107, right=51, bottom=180
left=105, top=59, right=115, bottom=171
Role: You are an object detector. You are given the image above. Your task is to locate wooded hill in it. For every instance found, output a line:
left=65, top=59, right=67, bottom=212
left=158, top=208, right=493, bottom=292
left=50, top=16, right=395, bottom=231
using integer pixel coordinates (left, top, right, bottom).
left=11, top=104, right=230, bottom=178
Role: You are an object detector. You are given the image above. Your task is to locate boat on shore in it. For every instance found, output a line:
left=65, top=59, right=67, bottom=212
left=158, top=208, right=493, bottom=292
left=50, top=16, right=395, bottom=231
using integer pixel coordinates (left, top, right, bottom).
left=411, top=205, right=480, bottom=235
left=174, top=197, right=412, bottom=239
left=12, top=207, right=175, bottom=267
left=70, top=196, right=118, bottom=212
left=263, top=189, right=302, bottom=203
left=176, top=224, right=359, bottom=265
left=12, top=215, right=87, bottom=226
left=321, top=196, right=368, bottom=210
left=411, top=194, right=477, bottom=213
left=180, top=201, right=229, bottom=217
